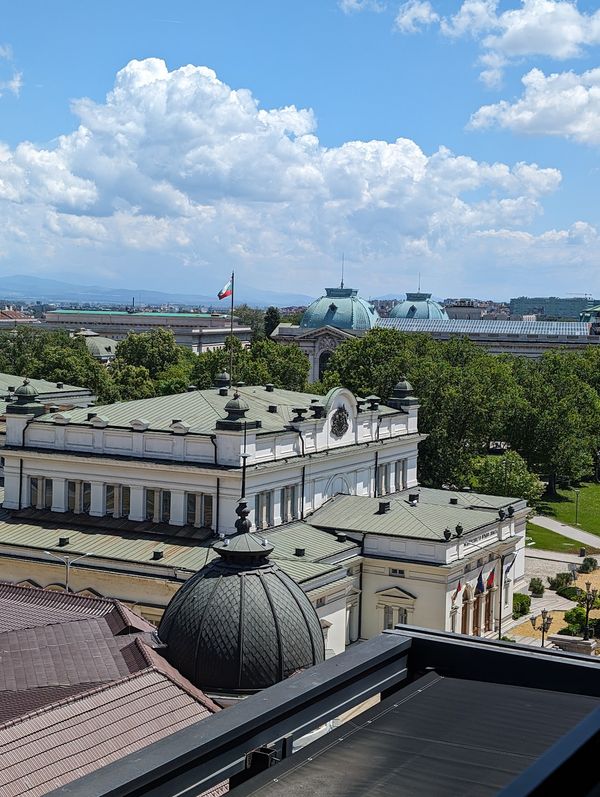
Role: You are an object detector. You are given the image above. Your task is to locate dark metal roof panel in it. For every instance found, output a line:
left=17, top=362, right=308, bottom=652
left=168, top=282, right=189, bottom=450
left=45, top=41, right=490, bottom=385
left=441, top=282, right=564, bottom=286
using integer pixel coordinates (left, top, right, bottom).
left=234, top=673, right=600, bottom=797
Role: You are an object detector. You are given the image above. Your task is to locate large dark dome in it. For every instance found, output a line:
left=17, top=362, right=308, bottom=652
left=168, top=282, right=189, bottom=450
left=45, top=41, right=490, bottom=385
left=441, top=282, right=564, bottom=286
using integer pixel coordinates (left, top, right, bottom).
left=158, top=505, right=325, bottom=694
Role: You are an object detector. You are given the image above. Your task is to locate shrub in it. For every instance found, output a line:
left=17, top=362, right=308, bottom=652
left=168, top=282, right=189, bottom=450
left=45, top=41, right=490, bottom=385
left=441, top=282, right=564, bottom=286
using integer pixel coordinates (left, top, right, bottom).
left=557, top=626, right=580, bottom=636
left=547, top=571, right=576, bottom=590
left=556, top=585, right=583, bottom=601
left=512, top=593, right=531, bottom=620
left=579, top=557, right=598, bottom=574
left=529, top=577, right=544, bottom=597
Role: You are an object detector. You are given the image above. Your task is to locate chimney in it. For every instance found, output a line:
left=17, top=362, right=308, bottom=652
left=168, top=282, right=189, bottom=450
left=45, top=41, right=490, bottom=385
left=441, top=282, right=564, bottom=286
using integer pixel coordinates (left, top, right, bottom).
left=218, top=387, right=228, bottom=396
left=336, top=532, right=347, bottom=542
left=58, top=537, right=70, bottom=547
left=294, top=547, right=305, bottom=557
left=152, top=550, right=164, bottom=560
left=408, top=493, right=419, bottom=504
left=449, top=497, right=458, bottom=505
left=378, top=501, right=391, bottom=514
left=268, top=404, right=278, bottom=413
left=265, top=383, right=275, bottom=392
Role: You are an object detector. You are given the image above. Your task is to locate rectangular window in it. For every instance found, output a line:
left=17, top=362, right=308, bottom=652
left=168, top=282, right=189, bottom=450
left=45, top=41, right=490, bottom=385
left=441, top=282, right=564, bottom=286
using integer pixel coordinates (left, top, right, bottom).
left=82, top=482, right=91, bottom=513
left=394, top=460, right=407, bottom=492
left=67, top=480, right=77, bottom=512
left=383, top=605, right=395, bottom=630
left=145, top=489, right=170, bottom=523
left=316, top=596, right=326, bottom=608
left=44, top=479, right=53, bottom=509
left=389, top=568, right=405, bottom=577
left=255, top=491, right=273, bottom=529
left=186, top=493, right=214, bottom=529
left=30, top=477, right=39, bottom=508
left=106, top=485, right=114, bottom=514
left=398, top=607, right=408, bottom=625
left=280, top=485, right=298, bottom=523
left=122, top=486, right=130, bottom=517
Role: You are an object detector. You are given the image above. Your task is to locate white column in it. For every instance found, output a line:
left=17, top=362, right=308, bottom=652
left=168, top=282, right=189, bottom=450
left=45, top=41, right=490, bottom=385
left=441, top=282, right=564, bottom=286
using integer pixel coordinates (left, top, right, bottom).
left=152, top=491, right=161, bottom=523
left=89, top=482, right=106, bottom=517
left=73, top=481, right=82, bottom=514
left=51, top=478, right=67, bottom=513
left=129, top=485, right=145, bottom=522
left=36, top=477, right=45, bottom=510
left=170, top=490, right=186, bottom=526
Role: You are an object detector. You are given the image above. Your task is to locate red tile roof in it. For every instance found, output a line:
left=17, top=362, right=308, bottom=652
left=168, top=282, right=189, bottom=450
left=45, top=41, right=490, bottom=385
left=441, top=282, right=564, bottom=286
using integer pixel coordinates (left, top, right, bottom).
left=0, top=582, right=223, bottom=796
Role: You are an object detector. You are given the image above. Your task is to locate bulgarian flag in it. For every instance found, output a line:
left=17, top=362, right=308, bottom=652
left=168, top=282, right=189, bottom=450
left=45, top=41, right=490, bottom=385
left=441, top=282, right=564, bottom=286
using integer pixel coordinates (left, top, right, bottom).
left=217, top=276, right=233, bottom=300
left=452, top=580, right=462, bottom=603
left=486, top=569, right=495, bottom=590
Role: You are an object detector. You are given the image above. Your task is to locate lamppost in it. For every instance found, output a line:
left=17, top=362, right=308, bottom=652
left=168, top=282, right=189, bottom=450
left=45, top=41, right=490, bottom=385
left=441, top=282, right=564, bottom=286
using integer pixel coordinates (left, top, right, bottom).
left=43, top=550, right=90, bottom=592
left=582, top=581, right=599, bottom=641
left=530, top=607, right=554, bottom=648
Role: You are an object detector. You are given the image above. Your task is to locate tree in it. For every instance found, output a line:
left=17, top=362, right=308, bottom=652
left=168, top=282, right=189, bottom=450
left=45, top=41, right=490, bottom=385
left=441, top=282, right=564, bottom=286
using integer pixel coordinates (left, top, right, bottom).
left=233, top=305, right=266, bottom=342
left=506, top=352, right=600, bottom=493
left=108, top=363, right=156, bottom=401
left=114, top=329, right=181, bottom=379
left=466, top=451, right=544, bottom=504
left=264, top=306, right=281, bottom=338
left=190, top=337, right=309, bottom=391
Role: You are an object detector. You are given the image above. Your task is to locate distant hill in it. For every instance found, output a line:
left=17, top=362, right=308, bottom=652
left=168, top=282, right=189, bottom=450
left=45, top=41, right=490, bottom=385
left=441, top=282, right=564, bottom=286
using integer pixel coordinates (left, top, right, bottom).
left=0, top=275, right=314, bottom=308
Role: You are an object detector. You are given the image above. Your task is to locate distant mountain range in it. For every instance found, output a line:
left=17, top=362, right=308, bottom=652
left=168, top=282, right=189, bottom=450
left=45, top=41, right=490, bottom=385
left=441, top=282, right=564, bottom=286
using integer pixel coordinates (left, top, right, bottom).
left=0, top=275, right=315, bottom=308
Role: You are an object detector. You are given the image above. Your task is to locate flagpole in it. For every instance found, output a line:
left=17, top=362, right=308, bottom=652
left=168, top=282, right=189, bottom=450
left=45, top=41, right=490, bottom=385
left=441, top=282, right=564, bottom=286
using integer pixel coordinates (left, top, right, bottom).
left=229, top=270, right=234, bottom=387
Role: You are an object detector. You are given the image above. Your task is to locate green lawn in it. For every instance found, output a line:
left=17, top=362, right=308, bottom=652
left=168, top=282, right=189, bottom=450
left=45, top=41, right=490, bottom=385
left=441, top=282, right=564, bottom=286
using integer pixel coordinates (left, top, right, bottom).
left=539, top=482, right=600, bottom=537
left=526, top=522, right=599, bottom=555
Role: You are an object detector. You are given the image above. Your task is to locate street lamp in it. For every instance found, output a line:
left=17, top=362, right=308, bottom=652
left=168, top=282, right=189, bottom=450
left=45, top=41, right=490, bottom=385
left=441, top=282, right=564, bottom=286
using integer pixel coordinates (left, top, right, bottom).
left=582, top=581, right=599, bottom=641
left=43, top=550, right=90, bottom=592
left=530, top=607, right=554, bottom=648
left=574, top=488, right=580, bottom=526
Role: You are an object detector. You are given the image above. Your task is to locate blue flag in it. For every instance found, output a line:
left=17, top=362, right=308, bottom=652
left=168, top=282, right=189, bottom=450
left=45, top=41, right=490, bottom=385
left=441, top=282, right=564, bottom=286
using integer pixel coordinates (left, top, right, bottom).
left=475, top=569, right=485, bottom=595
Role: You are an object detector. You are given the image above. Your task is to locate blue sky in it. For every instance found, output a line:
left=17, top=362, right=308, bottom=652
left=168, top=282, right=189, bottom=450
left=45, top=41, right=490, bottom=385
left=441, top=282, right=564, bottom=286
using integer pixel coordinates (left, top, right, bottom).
left=2, top=0, right=600, bottom=300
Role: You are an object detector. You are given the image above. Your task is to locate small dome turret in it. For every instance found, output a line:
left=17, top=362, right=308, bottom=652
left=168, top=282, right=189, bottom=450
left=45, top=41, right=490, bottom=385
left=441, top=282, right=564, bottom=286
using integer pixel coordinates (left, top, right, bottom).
left=223, top=392, right=249, bottom=420
left=14, top=379, right=39, bottom=401
left=158, top=502, right=324, bottom=694
left=390, top=292, right=448, bottom=320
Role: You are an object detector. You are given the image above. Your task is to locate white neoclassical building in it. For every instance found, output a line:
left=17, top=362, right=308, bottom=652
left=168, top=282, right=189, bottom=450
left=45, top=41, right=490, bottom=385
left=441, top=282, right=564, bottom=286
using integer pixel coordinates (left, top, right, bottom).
left=0, top=375, right=527, bottom=652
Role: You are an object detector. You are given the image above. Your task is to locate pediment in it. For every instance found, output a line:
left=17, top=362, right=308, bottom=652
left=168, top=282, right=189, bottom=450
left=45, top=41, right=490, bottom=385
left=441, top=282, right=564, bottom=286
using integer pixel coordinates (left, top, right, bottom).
left=296, top=325, right=357, bottom=342
left=376, top=585, right=417, bottom=600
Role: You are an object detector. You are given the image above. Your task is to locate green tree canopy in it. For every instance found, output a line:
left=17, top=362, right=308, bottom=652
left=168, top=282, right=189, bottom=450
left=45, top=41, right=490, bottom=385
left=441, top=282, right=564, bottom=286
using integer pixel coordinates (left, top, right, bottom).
left=466, top=451, right=544, bottom=504
left=264, top=306, right=281, bottom=337
left=114, top=329, right=181, bottom=379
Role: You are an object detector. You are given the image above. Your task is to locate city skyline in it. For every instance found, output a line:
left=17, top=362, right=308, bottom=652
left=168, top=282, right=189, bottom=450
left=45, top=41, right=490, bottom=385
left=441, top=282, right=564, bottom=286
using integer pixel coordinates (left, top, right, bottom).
left=2, top=1, right=600, bottom=297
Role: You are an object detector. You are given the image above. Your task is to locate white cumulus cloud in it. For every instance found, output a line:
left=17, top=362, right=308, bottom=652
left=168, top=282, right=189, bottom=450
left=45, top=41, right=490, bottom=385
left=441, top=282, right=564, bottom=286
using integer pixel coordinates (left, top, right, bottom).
left=0, top=42, right=22, bottom=98
left=0, top=57, right=592, bottom=294
left=395, top=0, right=439, bottom=33
left=398, top=0, right=600, bottom=85
left=470, top=67, right=600, bottom=145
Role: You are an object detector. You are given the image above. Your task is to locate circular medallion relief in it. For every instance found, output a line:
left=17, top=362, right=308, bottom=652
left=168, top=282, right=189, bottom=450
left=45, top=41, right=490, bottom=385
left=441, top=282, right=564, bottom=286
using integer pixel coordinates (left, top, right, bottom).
left=331, top=406, right=349, bottom=438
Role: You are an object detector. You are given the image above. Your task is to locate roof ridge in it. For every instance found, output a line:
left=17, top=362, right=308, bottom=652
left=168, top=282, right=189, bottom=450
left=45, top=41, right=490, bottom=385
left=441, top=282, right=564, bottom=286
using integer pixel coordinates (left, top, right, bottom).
left=0, top=580, right=115, bottom=609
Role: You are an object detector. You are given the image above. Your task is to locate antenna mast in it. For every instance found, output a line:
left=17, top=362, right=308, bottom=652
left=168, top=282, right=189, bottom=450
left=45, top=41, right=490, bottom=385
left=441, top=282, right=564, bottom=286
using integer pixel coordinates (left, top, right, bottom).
left=341, top=253, right=345, bottom=289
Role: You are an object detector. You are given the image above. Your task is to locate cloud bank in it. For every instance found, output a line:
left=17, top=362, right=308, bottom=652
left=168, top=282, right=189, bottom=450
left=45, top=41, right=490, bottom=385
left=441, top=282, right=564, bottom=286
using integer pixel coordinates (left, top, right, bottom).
left=0, top=58, right=594, bottom=294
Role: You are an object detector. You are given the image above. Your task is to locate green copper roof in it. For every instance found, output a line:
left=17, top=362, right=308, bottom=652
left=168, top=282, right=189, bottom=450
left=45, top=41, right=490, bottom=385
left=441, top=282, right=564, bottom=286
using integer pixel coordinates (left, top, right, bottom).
left=308, top=493, right=511, bottom=540
left=35, top=385, right=397, bottom=434
left=49, top=310, right=226, bottom=319
left=300, top=287, right=379, bottom=331
left=390, top=292, right=449, bottom=321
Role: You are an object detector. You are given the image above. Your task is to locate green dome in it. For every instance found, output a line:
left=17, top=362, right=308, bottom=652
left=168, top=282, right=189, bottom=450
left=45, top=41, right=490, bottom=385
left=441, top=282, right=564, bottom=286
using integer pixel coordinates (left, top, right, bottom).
left=14, top=379, right=39, bottom=399
left=300, top=287, right=379, bottom=331
left=390, top=292, right=449, bottom=321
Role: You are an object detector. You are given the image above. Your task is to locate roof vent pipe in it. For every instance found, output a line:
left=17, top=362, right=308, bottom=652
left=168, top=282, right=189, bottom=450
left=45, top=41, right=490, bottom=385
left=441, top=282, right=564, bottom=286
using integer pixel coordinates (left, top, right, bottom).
left=336, top=532, right=347, bottom=542
left=58, top=537, right=70, bottom=547
left=218, top=387, right=228, bottom=397
left=152, top=550, right=164, bottom=560
left=265, top=383, right=275, bottom=392
left=408, top=493, right=419, bottom=504
left=294, top=547, right=305, bottom=557
left=378, top=501, right=391, bottom=514
left=449, top=497, right=458, bottom=505
left=187, top=385, right=197, bottom=392
left=56, top=382, right=64, bottom=389
left=268, top=405, right=278, bottom=413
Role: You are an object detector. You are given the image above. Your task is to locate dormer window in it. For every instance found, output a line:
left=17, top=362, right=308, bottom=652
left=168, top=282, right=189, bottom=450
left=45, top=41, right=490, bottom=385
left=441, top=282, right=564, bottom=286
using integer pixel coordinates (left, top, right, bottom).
left=329, top=303, right=337, bottom=312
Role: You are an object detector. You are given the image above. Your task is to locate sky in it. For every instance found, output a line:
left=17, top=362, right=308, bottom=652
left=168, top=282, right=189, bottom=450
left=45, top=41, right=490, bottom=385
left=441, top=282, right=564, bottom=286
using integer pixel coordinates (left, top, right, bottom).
left=2, top=0, right=600, bottom=300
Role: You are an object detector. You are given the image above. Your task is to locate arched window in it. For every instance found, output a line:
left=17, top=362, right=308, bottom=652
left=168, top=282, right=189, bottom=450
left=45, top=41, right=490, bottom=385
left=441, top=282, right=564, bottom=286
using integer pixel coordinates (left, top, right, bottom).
left=318, top=350, right=332, bottom=380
